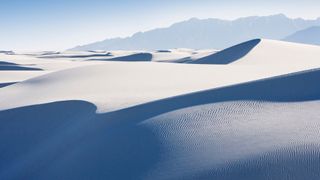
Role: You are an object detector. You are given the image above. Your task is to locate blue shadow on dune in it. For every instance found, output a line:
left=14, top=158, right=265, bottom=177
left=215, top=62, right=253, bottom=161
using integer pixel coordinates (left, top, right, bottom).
left=0, top=101, right=160, bottom=180
left=1, top=68, right=320, bottom=179
left=39, top=53, right=112, bottom=59
left=0, top=66, right=42, bottom=71
left=0, top=61, right=17, bottom=66
left=0, top=82, right=16, bottom=88
left=0, top=61, right=42, bottom=71
left=0, top=51, right=14, bottom=55
left=105, top=68, right=320, bottom=122
left=91, top=53, right=153, bottom=62
left=156, top=50, right=171, bottom=53
left=190, top=39, right=261, bottom=64
left=193, top=144, right=320, bottom=180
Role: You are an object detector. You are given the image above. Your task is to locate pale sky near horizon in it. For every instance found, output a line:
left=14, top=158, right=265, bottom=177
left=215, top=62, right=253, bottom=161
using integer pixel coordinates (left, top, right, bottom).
left=1, top=0, right=319, bottom=51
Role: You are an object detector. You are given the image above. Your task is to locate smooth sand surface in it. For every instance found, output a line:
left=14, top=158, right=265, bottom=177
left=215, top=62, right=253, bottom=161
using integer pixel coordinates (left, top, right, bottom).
left=1, top=39, right=320, bottom=179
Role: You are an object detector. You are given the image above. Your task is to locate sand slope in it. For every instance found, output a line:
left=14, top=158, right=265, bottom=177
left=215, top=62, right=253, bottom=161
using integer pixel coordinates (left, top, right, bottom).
left=191, top=39, right=320, bottom=67
left=1, top=39, right=320, bottom=179
left=0, top=61, right=317, bottom=113
left=1, top=68, right=320, bottom=179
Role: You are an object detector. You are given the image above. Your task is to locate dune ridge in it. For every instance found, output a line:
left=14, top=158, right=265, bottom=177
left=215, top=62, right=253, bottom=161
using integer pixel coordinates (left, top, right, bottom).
left=1, top=67, right=320, bottom=179
left=1, top=39, right=320, bottom=179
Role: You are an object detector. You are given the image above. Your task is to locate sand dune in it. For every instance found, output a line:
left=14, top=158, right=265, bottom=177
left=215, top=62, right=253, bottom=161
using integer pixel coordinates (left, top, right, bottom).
left=233, top=39, right=320, bottom=66
left=1, top=58, right=317, bottom=113
left=1, top=39, right=320, bottom=179
left=36, top=49, right=212, bottom=63
left=190, top=39, right=261, bottom=64
left=0, top=61, right=42, bottom=71
left=191, top=39, right=320, bottom=67
left=1, top=68, right=320, bottom=179
left=0, top=53, right=104, bottom=85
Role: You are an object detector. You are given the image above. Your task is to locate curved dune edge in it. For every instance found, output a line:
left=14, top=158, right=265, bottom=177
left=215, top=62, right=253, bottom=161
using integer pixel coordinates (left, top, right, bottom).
left=1, top=68, right=320, bottom=179
left=189, top=39, right=261, bottom=64
left=190, top=39, right=320, bottom=66
left=0, top=61, right=317, bottom=113
left=0, top=82, right=17, bottom=88
left=1, top=39, right=320, bottom=179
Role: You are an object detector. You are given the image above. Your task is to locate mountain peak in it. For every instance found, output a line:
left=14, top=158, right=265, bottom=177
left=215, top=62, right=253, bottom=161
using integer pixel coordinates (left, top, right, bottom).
left=284, top=26, right=320, bottom=46
left=187, top=17, right=201, bottom=22
left=71, top=14, right=320, bottom=51
left=272, top=13, right=288, bottom=18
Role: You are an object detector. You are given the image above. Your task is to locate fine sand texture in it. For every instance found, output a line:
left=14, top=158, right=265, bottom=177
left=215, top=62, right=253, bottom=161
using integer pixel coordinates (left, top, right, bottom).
left=1, top=39, right=320, bottom=179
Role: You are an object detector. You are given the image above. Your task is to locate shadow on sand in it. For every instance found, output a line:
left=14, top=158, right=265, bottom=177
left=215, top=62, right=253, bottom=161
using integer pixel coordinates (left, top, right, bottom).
left=90, top=53, right=152, bottom=62
left=0, top=61, right=42, bottom=71
left=1, top=68, right=320, bottom=179
left=190, top=39, right=261, bottom=64
left=0, top=82, right=17, bottom=88
left=39, top=53, right=112, bottom=59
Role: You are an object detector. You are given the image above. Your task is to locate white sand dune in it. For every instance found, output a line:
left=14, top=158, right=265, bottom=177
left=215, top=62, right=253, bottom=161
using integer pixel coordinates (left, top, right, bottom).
left=0, top=61, right=316, bottom=113
left=37, top=48, right=214, bottom=63
left=1, top=39, right=320, bottom=179
left=0, top=53, right=104, bottom=86
left=191, top=39, right=320, bottom=67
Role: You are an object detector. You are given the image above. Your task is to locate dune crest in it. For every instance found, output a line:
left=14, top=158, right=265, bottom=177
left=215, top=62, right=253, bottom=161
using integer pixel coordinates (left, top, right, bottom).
left=1, top=39, right=320, bottom=179
left=1, top=68, right=320, bottom=179
left=190, top=39, right=320, bottom=66
left=190, top=39, right=261, bottom=64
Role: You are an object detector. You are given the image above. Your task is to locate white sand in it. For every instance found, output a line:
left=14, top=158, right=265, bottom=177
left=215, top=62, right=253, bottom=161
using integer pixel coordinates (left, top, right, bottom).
left=1, top=39, right=320, bottom=179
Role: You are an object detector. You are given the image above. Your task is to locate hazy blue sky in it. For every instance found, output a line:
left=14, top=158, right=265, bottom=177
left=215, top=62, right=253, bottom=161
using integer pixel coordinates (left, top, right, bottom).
left=1, top=0, right=319, bottom=51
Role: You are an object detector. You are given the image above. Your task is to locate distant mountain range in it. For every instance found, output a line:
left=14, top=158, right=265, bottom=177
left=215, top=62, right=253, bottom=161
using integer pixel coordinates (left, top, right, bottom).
left=283, top=26, right=320, bottom=46
left=71, top=14, right=320, bottom=50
